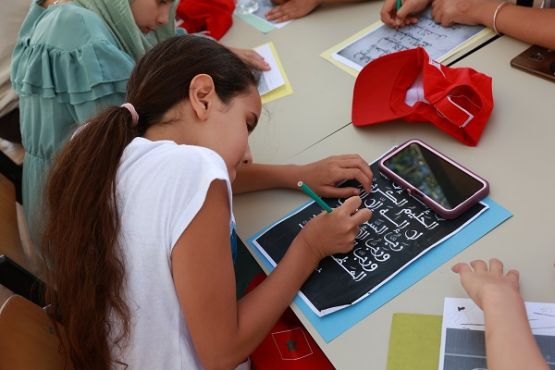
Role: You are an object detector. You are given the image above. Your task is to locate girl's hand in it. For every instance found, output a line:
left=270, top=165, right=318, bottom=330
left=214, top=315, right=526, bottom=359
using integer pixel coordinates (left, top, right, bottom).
left=381, top=0, right=431, bottom=28
left=431, top=0, right=498, bottom=27
left=266, top=0, right=321, bottom=22
left=297, top=196, right=372, bottom=261
left=452, top=258, right=520, bottom=309
left=226, top=46, right=271, bottom=71
left=298, top=154, right=373, bottom=199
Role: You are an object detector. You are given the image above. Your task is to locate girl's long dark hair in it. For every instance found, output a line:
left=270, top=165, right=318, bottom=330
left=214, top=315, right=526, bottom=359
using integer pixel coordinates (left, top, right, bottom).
left=41, top=35, right=257, bottom=370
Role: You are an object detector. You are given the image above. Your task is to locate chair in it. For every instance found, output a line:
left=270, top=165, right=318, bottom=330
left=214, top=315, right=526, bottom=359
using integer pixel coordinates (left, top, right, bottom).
left=0, top=295, right=73, bottom=370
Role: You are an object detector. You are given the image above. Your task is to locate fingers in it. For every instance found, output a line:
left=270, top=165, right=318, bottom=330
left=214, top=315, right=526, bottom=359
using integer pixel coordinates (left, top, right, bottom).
left=338, top=195, right=362, bottom=215
left=380, top=0, right=398, bottom=27
left=243, top=50, right=271, bottom=71
left=266, top=0, right=318, bottom=22
left=470, top=259, right=488, bottom=272
left=328, top=154, right=373, bottom=191
left=489, top=258, right=504, bottom=274
left=352, top=207, right=372, bottom=224
left=506, top=269, right=520, bottom=284
left=322, top=185, right=361, bottom=198
left=451, top=262, right=472, bottom=274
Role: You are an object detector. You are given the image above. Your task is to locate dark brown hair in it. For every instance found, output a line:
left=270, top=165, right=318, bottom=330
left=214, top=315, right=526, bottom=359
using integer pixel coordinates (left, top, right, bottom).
left=42, top=35, right=257, bottom=370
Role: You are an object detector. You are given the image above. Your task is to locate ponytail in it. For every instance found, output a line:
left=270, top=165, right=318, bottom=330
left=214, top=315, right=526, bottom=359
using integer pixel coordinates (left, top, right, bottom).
left=42, top=106, right=136, bottom=370
left=41, top=35, right=257, bottom=370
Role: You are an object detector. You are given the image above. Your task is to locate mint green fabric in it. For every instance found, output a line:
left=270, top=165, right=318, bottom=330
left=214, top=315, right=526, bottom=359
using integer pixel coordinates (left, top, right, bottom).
left=11, top=2, right=136, bottom=245
left=73, top=0, right=177, bottom=61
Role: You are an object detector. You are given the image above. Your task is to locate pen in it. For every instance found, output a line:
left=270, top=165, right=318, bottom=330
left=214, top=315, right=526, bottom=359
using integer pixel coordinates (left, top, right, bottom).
left=298, top=181, right=333, bottom=213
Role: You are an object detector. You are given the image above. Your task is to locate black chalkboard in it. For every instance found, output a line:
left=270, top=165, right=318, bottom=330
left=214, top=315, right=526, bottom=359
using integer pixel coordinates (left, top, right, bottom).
left=252, top=162, right=487, bottom=316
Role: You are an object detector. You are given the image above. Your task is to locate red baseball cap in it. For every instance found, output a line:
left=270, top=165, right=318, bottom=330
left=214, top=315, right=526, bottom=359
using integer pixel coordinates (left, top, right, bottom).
left=352, top=48, right=493, bottom=146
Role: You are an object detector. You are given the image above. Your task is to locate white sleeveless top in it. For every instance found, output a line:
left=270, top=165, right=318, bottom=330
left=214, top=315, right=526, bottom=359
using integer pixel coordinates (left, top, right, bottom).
left=112, top=137, right=233, bottom=369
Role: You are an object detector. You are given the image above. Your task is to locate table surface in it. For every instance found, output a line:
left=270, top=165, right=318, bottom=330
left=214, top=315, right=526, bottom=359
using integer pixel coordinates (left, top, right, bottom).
left=221, top=2, right=386, bottom=164
left=229, top=10, right=555, bottom=369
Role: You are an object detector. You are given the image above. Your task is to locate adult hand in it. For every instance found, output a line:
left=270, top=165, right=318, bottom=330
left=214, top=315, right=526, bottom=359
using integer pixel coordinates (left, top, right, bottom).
left=381, top=0, right=431, bottom=28
left=431, top=0, right=497, bottom=26
left=297, top=196, right=372, bottom=261
left=452, top=258, right=520, bottom=309
left=298, top=154, right=373, bottom=199
left=226, top=46, right=271, bottom=71
left=266, top=0, right=321, bottom=22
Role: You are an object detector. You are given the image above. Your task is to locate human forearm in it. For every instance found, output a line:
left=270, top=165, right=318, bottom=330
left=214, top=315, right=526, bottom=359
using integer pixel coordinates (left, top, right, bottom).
left=233, top=163, right=302, bottom=193
left=231, top=238, right=319, bottom=358
left=493, top=6, right=555, bottom=50
left=482, top=287, right=549, bottom=370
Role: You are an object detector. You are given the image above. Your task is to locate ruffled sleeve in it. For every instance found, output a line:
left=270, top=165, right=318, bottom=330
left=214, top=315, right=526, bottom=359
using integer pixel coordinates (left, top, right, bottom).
left=11, top=2, right=135, bottom=105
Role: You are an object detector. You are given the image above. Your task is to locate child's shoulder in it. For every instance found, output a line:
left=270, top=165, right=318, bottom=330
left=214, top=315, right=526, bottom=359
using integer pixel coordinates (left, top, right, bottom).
left=123, top=138, right=228, bottom=178
left=32, top=3, right=121, bottom=51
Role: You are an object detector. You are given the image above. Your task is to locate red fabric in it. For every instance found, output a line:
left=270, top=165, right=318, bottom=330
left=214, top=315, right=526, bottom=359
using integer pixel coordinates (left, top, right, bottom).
left=245, top=274, right=335, bottom=370
left=176, top=0, right=235, bottom=40
left=352, top=48, right=494, bottom=146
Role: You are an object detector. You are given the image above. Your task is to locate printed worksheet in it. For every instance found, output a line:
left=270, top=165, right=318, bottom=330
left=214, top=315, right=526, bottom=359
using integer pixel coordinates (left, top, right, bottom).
left=322, top=8, right=492, bottom=76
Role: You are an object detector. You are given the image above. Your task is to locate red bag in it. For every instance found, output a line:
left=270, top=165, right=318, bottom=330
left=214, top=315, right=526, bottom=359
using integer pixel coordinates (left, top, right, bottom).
left=246, top=274, right=335, bottom=370
left=176, top=0, right=235, bottom=40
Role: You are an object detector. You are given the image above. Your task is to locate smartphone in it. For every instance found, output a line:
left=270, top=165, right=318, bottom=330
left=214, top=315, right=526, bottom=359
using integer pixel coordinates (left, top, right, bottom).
left=510, top=45, right=555, bottom=83
left=378, top=140, right=489, bottom=219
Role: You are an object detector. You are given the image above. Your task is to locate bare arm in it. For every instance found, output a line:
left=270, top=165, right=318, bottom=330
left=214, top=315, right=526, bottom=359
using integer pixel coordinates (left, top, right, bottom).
left=452, top=259, right=549, bottom=370
left=172, top=180, right=371, bottom=369
left=431, top=0, right=555, bottom=49
left=266, top=0, right=367, bottom=22
left=233, top=154, right=373, bottom=197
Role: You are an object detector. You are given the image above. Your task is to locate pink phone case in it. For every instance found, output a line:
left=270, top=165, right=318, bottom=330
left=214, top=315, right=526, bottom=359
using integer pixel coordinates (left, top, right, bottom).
left=378, top=139, right=489, bottom=219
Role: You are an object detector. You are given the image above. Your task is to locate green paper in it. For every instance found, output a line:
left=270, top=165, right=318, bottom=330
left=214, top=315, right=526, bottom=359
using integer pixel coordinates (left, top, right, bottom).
left=386, top=313, right=442, bottom=370
left=235, top=13, right=275, bottom=33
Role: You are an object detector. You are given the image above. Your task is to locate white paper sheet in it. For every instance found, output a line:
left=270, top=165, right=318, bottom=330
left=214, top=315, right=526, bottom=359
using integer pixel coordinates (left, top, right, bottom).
left=440, top=297, right=555, bottom=370
left=254, top=43, right=286, bottom=96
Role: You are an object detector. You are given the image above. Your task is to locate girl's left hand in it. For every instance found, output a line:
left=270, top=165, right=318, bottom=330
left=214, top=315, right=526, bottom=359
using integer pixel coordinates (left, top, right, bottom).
left=266, top=0, right=321, bottom=22
left=226, top=46, right=271, bottom=71
left=299, top=154, right=373, bottom=198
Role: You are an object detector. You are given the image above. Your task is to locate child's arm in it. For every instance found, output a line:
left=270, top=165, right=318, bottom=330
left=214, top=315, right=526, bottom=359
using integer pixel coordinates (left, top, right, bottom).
left=430, top=0, right=555, bottom=50
left=266, top=0, right=367, bottom=23
left=452, top=259, right=549, bottom=370
left=171, top=180, right=371, bottom=369
left=232, top=154, right=373, bottom=197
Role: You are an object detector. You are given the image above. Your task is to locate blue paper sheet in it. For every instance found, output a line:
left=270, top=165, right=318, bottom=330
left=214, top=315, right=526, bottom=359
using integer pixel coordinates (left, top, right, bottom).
left=246, top=197, right=511, bottom=342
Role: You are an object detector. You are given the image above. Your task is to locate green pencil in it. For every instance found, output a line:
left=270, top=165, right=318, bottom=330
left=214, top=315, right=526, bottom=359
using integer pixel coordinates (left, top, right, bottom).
left=297, top=181, right=333, bottom=213
left=396, top=0, right=402, bottom=12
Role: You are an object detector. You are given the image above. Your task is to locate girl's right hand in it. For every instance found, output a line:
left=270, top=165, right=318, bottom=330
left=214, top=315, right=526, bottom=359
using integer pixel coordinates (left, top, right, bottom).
left=296, top=196, right=372, bottom=262
left=452, top=258, right=521, bottom=309
left=381, top=0, right=431, bottom=28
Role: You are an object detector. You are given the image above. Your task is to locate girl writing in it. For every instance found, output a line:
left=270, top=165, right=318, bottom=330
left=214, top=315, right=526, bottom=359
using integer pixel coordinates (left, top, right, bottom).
left=42, top=35, right=372, bottom=370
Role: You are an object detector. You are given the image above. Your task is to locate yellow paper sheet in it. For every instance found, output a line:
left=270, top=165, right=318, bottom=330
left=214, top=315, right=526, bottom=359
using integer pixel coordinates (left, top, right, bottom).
left=386, top=313, right=442, bottom=370
left=258, top=42, right=293, bottom=104
left=321, top=20, right=494, bottom=77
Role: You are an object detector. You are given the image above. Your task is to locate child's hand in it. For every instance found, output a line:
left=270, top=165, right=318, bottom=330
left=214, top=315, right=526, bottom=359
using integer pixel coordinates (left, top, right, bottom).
left=452, top=258, right=520, bottom=309
left=298, top=155, right=373, bottom=199
left=431, top=0, right=495, bottom=27
left=381, top=0, right=430, bottom=28
left=226, top=46, right=271, bottom=71
left=266, top=0, right=320, bottom=22
left=296, top=196, right=372, bottom=262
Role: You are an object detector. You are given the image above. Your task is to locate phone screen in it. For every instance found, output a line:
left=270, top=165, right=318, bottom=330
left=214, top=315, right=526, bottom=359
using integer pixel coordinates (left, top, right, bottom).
left=382, top=143, right=484, bottom=210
